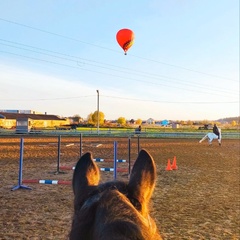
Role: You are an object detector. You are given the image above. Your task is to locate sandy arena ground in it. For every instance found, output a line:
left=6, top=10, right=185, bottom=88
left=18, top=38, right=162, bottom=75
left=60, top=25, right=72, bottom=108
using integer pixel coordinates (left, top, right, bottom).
left=0, top=135, right=239, bottom=240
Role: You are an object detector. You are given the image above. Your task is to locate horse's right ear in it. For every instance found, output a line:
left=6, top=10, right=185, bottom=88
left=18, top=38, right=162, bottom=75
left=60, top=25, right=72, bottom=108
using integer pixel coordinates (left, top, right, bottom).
left=128, top=149, right=157, bottom=214
left=72, top=152, right=100, bottom=196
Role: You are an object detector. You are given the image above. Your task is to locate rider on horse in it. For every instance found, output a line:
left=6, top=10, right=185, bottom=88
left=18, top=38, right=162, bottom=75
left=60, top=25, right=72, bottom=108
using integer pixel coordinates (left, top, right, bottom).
left=199, top=124, right=221, bottom=146
left=213, top=124, right=220, bottom=139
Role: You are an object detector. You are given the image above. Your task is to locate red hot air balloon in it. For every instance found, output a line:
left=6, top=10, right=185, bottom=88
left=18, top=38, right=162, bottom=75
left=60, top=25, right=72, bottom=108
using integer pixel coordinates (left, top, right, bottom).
left=116, top=29, right=134, bottom=55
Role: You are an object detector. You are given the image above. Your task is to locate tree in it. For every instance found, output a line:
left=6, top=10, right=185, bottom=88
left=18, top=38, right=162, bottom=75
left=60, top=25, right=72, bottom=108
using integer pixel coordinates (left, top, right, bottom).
left=117, top=117, right=126, bottom=125
left=135, top=119, right=142, bottom=125
left=87, top=113, right=94, bottom=126
left=231, top=120, right=237, bottom=127
left=129, top=119, right=135, bottom=124
left=187, top=120, right=193, bottom=126
left=202, top=119, right=209, bottom=124
left=89, top=111, right=105, bottom=126
left=180, top=120, right=185, bottom=125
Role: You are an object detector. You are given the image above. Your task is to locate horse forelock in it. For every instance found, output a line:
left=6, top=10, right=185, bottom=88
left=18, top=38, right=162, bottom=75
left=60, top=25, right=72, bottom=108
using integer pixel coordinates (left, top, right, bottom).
left=77, top=181, right=127, bottom=213
left=95, top=189, right=159, bottom=240
left=71, top=180, right=160, bottom=239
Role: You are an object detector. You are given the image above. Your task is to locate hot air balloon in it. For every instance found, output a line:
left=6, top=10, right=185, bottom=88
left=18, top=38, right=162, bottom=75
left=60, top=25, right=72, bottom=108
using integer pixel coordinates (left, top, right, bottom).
left=116, top=28, right=134, bottom=55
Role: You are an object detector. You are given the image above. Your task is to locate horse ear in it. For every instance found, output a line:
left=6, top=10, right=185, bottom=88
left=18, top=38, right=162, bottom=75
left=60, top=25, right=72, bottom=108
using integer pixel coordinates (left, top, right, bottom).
left=72, top=152, right=100, bottom=197
left=128, top=149, right=157, bottom=211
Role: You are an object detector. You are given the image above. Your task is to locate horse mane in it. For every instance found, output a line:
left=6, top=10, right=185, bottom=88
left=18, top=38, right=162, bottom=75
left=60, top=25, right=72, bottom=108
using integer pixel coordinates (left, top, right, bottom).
left=70, top=150, right=162, bottom=240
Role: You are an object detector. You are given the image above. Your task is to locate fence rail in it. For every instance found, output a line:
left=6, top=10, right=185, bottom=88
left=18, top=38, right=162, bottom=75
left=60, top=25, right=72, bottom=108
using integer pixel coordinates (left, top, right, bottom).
left=0, top=128, right=239, bottom=139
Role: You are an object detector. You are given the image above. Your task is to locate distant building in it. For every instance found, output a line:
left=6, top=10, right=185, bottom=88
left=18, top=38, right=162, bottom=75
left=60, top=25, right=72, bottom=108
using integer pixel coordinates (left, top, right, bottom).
left=146, top=118, right=155, bottom=124
left=172, top=122, right=179, bottom=129
left=0, top=112, right=69, bottom=132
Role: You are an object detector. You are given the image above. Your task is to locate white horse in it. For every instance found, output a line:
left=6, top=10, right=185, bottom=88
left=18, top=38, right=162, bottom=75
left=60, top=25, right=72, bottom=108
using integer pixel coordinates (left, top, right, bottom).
left=199, top=129, right=221, bottom=145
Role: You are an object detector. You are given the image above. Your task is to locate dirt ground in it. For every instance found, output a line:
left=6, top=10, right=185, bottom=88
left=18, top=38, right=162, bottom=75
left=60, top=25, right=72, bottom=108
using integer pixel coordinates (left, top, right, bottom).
left=0, top=135, right=239, bottom=240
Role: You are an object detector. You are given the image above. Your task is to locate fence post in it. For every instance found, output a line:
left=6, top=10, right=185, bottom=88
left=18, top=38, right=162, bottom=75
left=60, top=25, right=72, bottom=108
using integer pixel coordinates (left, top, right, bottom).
left=80, top=133, right=82, bottom=158
left=128, top=137, right=131, bottom=176
left=137, top=135, right=140, bottom=154
left=52, top=135, right=66, bottom=175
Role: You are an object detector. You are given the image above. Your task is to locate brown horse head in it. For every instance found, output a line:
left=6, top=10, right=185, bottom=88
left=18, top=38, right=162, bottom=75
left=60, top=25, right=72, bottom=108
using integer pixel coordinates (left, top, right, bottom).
left=70, top=149, right=162, bottom=240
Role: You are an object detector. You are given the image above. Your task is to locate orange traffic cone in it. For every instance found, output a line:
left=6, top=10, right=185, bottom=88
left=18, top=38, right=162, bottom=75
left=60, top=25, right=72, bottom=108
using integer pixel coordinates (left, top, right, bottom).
left=166, top=159, right=172, bottom=171
left=171, top=156, right=178, bottom=170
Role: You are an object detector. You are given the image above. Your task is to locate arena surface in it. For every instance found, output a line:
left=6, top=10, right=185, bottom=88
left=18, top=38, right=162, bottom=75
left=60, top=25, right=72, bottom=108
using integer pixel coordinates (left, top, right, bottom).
left=0, top=136, right=239, bottom=239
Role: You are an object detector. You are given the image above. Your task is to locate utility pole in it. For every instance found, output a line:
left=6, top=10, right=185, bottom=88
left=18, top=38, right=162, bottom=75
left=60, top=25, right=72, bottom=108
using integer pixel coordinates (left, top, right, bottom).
left=96, top=90, right=99, bottom=135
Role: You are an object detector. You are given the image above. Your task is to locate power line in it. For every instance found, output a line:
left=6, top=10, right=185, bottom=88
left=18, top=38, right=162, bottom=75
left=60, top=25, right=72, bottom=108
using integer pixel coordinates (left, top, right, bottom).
left=102, top=95, right=239, bottom=104
left=0, top=17, right=237, bottom=82
left=130, top=54, right=238, bottom=82
left=0, top=18, right=115, bottom=53
left=1, top=50, right=237, bottom=98
left=0, top=39, right=237, bottom=96
left=1, top=93, right=238, bottom=104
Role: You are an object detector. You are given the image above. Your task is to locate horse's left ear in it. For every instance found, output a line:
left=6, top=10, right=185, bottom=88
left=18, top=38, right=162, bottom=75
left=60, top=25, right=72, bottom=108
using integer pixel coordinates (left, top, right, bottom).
left=128, top=149, right=157, bottom=213
left=72, top=152, right=100, bottom=198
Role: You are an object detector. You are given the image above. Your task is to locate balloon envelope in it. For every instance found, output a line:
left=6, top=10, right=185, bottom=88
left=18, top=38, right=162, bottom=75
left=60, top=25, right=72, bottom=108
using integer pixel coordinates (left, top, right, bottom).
left=116, top=29, right=134, bottom=54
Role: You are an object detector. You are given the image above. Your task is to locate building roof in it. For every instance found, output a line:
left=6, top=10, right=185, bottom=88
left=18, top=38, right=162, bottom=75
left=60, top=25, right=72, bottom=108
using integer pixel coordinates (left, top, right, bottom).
left=0, top=112, right=66, bottom=121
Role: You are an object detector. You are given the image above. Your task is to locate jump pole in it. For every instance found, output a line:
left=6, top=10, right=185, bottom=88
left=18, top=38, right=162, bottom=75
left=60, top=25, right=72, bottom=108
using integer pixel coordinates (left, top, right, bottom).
left=114, top=141, right=117, bottom=180
left=94, top=158, right=127, bottom=163
left=22, top=179, right=71, bottom=185
left=59, top=165, right=128, bottom=172
left=11, top=138, right=32, bottom=191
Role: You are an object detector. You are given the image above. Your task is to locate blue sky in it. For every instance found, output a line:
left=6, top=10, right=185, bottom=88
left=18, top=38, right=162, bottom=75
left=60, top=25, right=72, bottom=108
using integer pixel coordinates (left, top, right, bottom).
left=0, top=0, right=239, bottom=120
